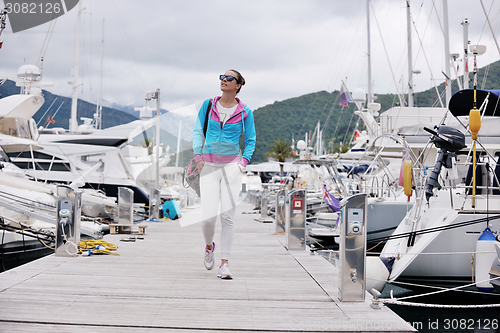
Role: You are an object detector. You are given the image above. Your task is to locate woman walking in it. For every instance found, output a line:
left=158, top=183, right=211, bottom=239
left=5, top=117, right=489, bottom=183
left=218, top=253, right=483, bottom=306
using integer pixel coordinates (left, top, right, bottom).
left=192, top=69, right=256, bottom=279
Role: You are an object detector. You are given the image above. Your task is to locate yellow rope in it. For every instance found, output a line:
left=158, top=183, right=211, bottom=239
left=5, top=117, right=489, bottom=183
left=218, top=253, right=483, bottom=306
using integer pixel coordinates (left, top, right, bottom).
left=39, top=239, right=55, bottom=250
left=78, top=240, right=119, bottom=255
left=306, top=234, right=325, bottom=248
left=4, top=226, right=56, bottom=250
left=319, top=177, right=342, bottom=197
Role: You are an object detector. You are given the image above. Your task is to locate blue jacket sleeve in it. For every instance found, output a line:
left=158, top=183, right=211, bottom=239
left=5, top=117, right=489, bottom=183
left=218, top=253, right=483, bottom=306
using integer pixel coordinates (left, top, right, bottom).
left=193, top=99, right=211, bottom=161
left=241, top=106, right=256, bottom=165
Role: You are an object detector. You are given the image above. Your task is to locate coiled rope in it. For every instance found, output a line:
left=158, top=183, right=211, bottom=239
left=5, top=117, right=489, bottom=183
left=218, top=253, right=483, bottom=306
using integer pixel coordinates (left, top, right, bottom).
left=78, top=240, right=119, bottom=255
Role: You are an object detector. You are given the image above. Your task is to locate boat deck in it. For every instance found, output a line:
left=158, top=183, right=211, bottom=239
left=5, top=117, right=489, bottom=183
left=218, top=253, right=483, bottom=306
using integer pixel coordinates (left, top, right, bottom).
left=0, top=199, right=415, bottom=332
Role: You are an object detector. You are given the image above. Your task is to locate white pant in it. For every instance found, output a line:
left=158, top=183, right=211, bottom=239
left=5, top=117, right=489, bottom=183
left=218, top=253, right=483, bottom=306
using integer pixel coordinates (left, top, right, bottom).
left=200, top=162, right=242, bottom=260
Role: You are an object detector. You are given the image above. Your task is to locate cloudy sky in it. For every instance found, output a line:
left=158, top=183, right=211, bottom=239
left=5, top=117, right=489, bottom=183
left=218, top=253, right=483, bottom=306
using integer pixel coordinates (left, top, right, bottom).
left=1, top=0, right=500, bottom=114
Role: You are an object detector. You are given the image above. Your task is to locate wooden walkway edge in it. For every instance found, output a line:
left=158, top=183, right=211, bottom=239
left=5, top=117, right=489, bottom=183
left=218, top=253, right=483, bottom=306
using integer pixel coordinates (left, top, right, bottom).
left=0, top=199, right=415, bottom=332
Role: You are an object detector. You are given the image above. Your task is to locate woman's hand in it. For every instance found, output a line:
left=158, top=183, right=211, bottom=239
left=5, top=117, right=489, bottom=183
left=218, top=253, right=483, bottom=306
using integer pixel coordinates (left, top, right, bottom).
left=196, top=160, right=205, bottom=173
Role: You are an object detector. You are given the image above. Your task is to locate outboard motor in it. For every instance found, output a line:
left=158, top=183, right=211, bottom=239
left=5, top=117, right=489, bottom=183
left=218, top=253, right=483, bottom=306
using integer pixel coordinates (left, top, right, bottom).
left=424, top=126, right=466, bottom=202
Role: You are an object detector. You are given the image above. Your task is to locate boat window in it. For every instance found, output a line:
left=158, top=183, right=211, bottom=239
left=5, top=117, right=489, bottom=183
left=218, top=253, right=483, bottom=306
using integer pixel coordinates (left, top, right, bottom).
left=13, top=161, right=71, bottom=172
left=7, top=151, right=63, bottom=160
left=29, top=119, right=38, bottom=140
left=0, top=117, right=34, bottom=140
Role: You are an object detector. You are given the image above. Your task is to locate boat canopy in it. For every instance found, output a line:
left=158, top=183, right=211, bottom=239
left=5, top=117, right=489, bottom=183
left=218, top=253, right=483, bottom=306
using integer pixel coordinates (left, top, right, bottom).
left=0, top=94, right=45, bottom=119
left=449, top=89, right=500, bottom=117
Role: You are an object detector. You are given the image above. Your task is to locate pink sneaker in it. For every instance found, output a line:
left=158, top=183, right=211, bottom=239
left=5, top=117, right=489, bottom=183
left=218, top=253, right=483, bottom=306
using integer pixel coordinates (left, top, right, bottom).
left=217, top=263, right=233, bottom=279
left=204, top=242, right=215, bottom=270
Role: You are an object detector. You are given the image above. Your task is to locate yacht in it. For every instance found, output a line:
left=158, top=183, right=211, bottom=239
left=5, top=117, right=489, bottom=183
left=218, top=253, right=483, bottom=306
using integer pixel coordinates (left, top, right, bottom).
left=379, top=88, right=500, bottom=291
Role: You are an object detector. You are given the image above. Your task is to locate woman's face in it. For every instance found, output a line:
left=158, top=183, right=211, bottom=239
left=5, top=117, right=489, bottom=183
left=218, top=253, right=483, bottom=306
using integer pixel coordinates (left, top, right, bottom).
left=220, top=70, right=241, bottom=94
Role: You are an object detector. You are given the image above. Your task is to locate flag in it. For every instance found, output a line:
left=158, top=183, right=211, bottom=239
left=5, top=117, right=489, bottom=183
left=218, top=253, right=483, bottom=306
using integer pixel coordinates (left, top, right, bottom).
left=0, top=24, right=3, bottom=50
left=354, top=127, right=360, bottom=141
left=339, top=82, right=352, bottom=106
left=44, top=113, right=55, bottom=126
left=323, top=184, right=341, bottom=225
left=398, top=146, right=410, bottom=187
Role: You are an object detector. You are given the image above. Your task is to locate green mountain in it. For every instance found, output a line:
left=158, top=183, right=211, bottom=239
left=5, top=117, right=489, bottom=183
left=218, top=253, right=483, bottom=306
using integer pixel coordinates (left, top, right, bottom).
left=251, top=59, right=500, bottom=163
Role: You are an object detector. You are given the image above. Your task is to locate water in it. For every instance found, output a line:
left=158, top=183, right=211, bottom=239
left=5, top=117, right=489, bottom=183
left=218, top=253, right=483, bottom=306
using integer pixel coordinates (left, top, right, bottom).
left=383, top=284, right=500, bottom=333
left=318, top=250, right=500, bottom=333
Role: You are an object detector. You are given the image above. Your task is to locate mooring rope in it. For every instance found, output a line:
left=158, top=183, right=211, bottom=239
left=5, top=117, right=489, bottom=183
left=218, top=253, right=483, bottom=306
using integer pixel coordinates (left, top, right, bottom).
left=374, top=276, right=500, bottom=308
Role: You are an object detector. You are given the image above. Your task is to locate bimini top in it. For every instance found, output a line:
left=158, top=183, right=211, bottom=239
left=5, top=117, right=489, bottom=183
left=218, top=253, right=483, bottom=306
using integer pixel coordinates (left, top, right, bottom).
left=448, top=88, right=500, bottom=117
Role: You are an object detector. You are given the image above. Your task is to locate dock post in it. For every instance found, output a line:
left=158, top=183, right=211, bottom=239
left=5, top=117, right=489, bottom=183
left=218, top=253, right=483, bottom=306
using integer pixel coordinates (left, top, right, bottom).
left=55, top=185, right=82, bottom=257
left=149, top=188, right=160, bottom=221
left=275, top=189, right=286, bottom=233
left=118, top=187, right=134, bottom=225
left=285, top=189, right=306, bottom=251
left=339, top=193, right=367, bottom=302
left=255, top=186, right=273, bottom=223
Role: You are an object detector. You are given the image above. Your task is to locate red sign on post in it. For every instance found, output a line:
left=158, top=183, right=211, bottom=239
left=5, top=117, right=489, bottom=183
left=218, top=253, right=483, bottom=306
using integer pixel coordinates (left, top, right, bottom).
left=292, top=198, right=303, bottom=215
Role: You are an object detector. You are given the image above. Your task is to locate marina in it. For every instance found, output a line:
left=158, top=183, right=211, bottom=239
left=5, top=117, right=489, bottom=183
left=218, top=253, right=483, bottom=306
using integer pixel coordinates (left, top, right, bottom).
left=0, top=199, right=415, bottom=333
left=2, top=1, right=500, bottom=332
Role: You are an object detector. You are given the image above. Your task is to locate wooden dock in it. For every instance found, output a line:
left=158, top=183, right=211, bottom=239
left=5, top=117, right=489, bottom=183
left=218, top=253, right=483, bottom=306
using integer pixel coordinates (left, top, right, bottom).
left=0, top=199, right=415, bottom=332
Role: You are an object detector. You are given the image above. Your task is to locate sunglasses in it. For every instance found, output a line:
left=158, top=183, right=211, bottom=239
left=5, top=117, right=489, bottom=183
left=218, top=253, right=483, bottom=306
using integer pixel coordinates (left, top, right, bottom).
left=219, top=74, right=239, bottom=83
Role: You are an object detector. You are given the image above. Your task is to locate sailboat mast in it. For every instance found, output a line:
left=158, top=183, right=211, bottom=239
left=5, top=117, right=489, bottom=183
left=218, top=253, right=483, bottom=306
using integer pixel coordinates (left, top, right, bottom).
left=366, top=0, right=373, bottom=104
left=442, top=0, right=452, bottom=107
left=96, top=19, right=105, bottom=130
left=70, top=0, right=83, bottom=132
left=155, top=89, right=161, bottom=189
left=462, top=18, right=469, bottom=89
left=407, top=0, right=414, bottom=107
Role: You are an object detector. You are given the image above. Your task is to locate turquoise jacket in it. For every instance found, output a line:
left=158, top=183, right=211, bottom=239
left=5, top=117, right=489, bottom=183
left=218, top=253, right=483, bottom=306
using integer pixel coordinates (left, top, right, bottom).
left=193, top=96, right=256, bottom=166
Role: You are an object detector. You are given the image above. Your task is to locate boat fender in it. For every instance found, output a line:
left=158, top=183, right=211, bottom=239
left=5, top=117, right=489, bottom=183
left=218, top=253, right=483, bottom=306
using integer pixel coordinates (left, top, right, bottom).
left=475, top=227, right=497, bottom=292
left=366, top=256, right=394, bottom=294
left=380, top=256, right=395, bottom=273
left=403, top=160, right=413, bottom=201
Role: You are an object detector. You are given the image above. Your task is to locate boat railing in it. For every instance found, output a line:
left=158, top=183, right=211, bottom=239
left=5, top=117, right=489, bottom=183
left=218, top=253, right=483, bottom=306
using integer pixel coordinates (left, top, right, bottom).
left=361, top=173, right=397, bottom=199
left=418, top=157, right=500, bottom=199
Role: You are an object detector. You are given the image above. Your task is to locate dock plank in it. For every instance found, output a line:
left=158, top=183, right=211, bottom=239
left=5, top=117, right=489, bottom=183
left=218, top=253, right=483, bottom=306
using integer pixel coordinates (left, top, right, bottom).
left=0, top=200, right=415, bottom=332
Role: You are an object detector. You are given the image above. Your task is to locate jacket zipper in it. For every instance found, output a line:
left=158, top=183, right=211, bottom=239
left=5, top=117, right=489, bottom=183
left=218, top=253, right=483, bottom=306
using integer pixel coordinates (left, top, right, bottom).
left=214, top=107, right=243, bottom=163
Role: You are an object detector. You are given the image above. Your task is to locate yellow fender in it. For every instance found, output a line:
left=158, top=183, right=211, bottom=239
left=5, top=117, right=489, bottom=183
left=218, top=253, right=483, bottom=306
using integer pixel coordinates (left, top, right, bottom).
left=403, top=160, right=413, bottom=199
left=469, top=108, right=481, bottom=207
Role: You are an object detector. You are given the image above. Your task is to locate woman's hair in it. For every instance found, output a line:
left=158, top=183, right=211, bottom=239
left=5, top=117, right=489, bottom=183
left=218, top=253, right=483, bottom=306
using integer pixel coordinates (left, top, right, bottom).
left=230, top=69, right=245, bottom=94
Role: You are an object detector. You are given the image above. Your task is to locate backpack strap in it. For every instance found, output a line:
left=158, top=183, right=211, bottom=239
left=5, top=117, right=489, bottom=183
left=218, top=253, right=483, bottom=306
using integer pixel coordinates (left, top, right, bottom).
left=202, top=98, right=212, bottom=140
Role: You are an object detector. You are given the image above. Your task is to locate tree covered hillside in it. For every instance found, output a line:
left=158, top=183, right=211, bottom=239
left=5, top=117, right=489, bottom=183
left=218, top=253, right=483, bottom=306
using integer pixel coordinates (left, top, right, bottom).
left=252, top=91, right=357, bottom=163
left=251, top=58, right=500, bottom=163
